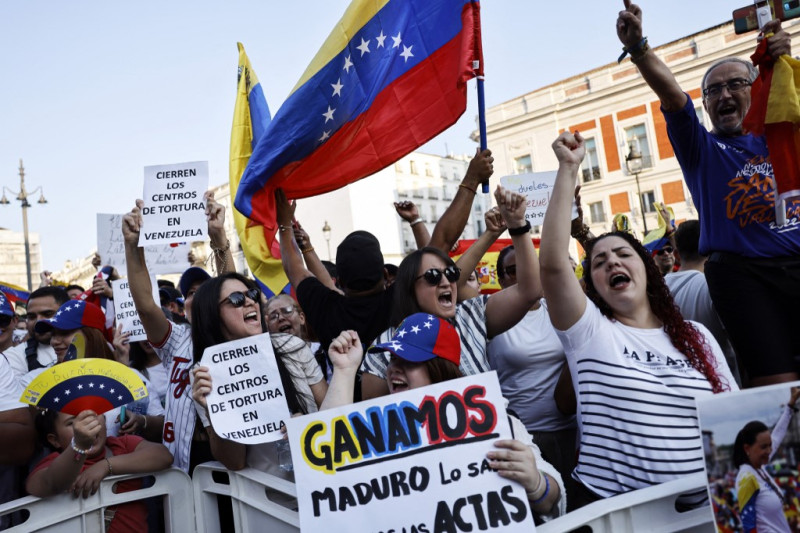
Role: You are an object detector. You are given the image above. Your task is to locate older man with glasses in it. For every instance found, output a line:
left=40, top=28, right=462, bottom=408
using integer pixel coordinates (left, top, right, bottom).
left=616, top=1, right=800, bottom=387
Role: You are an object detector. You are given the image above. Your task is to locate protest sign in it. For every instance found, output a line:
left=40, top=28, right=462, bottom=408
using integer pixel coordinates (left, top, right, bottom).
left=97, top=213, right=191, bottom=276
left=112, top=277, right=159, bottom=342
left=200, top=333, right=289, bottom=445
left=500, top=172, right=578, bottom=226
left=286, top=372, right=533, bottom=533
left=138, top=161, right=209, bottom=247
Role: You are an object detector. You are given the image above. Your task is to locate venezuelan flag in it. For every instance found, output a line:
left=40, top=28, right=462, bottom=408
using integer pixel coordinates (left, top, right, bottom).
left=0, top=281, right=30, bottom=305
left=235, top=0, right=483, bottom=238
left=229, top=43, right=289, bottom=297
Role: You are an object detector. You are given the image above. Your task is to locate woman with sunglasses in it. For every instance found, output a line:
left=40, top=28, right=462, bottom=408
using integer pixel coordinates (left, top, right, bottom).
left=361, top=186, right=542, bottom=399
left=190, top=273, right=326, bottom=476
left=539, top=131, right=737, bottom=508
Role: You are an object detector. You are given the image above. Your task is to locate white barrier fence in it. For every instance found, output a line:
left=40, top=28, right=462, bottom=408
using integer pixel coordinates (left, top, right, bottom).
left=0, top=465, right=713, bottom=532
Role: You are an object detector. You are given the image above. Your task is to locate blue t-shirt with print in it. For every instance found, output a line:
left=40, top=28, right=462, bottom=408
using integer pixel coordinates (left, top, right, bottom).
left=663, top=95, right=800, bottom=257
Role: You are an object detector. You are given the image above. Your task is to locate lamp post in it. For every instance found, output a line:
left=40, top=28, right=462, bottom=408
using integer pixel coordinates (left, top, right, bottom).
left=322, top=220, right=332, bottom=261
left=1, top=159, right=48, bottom=292
left=625, top=139, right=648, bottom=234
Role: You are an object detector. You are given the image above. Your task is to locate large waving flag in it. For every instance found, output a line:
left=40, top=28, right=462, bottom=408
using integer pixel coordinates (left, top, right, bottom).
left=230, top=43, right=289, bottom=297
left=0, top=281, right=30, bottom=306
left=235, top=0, right=483, bottom=239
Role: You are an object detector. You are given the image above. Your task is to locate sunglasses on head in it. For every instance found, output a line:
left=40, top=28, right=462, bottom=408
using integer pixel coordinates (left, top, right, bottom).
left=656, top=246, right=674, bottom=256
left=220, top=288, right=260, bottom=308
left=415, top=266, right=461, bottom=285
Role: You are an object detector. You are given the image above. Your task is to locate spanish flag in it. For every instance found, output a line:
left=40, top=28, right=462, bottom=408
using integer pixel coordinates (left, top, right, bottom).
left=229, top=43, right=289, bottom=297
left=743, top=37, right=800, bottom=207
left=234, top=0, right=483, bottom=245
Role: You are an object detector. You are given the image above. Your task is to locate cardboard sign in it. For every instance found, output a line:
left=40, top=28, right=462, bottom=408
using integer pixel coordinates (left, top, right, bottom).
left=200, top=333, right=289, bottom=444
left=286, top=372, right=533, bottom=533
left=112, top=277, right=160, bottom=342
left=97, top=213, right=191, bottom=276
left=138, top=161, right=209, bottom=246
left=500, top=172, right=578, bottom=226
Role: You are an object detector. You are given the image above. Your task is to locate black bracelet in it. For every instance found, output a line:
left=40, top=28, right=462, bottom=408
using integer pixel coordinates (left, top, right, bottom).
left=618, top=36, right=649, bottom=63
left=508, top=221, right=531, bottom=236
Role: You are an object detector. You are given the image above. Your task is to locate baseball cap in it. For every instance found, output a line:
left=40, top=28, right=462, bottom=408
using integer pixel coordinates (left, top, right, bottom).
left=367, top=313, right=460, bottom=366
left=35, top=300, right=106, bottom=334
left=336, top=231, right=384, bottom=291
left=179, top=267, right=211, bottom=298
left=159, top=287, right=184, bottom=306
left=0, top=293, right=14, bottom=318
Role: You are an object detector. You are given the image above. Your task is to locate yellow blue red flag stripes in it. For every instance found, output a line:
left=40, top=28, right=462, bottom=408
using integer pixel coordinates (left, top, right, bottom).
left=235, top=0, right=482, bottom=239
left=229, top=43, right=289, bottom=297
left=0, top=281, right=29, bottom=305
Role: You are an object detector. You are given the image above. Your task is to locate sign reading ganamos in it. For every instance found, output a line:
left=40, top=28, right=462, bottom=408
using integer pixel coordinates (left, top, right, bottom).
left=286, top=372, right=534, bottom=533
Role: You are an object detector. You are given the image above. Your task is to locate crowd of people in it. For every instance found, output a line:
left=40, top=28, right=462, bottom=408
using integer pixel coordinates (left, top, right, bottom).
left=1, top=1, right=799, bottom=531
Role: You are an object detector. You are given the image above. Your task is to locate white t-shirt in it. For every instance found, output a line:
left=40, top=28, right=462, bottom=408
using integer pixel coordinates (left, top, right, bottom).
left=555, top=297, right=738, bottom=500
left=0, top=356, right=24, bottom=411
left=5, top=342, right=57, bottom=378
left=488, top=303, right=575, bottom=432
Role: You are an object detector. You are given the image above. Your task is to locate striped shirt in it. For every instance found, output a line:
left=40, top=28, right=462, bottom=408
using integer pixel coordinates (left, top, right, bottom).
left=152, top=321, right=195, bottom=473
left=555, top=298, right=737, bottom=501
left=361, top=295, right=491, bottom=379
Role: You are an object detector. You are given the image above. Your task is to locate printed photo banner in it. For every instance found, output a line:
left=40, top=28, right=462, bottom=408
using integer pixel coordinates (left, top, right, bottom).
left=112, top=277, right=160, bottom=343
left=449, top=238, right=540, bottom=294
left=97, top=213, right=192, bottom=276
left=20, top=359, right=148, bottom=415
left=200, top=333, right=289, bottom=444
left=286, top=372, right=533, bottom=533
left=138, top=161, right=209, bottom=247
left=500, top=171, right=578, bottom=226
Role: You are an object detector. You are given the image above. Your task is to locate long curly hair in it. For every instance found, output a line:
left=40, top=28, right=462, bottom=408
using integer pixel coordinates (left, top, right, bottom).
left=583, top=231, right=729, bottom=393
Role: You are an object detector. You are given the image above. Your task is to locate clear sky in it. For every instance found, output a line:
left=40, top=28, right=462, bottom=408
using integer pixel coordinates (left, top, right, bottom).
left=0, top=1, right=762, bottom=271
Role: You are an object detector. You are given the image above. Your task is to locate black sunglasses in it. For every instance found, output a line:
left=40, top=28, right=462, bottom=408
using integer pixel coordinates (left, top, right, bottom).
left=656, top=246, right=674, bottom=256
left=220, top=288, right=260, bottom=308
left=415, top=266, right=461, bottom=285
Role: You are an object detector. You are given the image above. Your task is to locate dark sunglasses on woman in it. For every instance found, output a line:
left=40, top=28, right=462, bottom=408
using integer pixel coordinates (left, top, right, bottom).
left=415, top=266, right=461, bottom=285
left=655, top=246, right=674, bottom=256
left=220, top=288, right=260, bottom=308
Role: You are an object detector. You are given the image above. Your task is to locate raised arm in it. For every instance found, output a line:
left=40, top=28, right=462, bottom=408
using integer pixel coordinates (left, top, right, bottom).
left=616, top=1, right=686, bottom=112
left=205, top=191, right=235, bottom=275
left=320, top=330, right=362, bottom=410
left=539, top=132, right=589, bottom=330
left=122, top=201, right=169, bottom=344
left=275, top=189, right=314, bottom=289
left=455, top=207, right=505, bottom=300
left=395, top=201, right=431, bottom=249
left=484, top=187, right=543, bottom=338
left=293, top=222, right=342, bottom=294
left=428, top=149, right=493, bottom=252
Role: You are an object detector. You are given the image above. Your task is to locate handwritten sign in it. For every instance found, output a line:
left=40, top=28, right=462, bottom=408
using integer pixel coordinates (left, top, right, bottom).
left=286, top=372, right=532, bottom=533
left=97, top=214, right=191, bottom=276
left=112, top=277, right=159, bottom=343
left=138, top=161, right=208, bottom=247
left=500, top=172, right=578, bottom=226
left=201, top=333, right=289, bottom=445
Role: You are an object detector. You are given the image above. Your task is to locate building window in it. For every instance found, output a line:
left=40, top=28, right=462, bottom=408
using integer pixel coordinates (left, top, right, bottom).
left=410, top=161, right=418, bottom=174
left=589, top=201, right=606, bottom=223
left=425, top=163, right=433, bottom=177
left=429, top=205, right=438, bottom=223
left=624, top=124, right=654, bottom=169
left=514, top=155, right=532, bottom=174
left=394, top=162, right=403, bottom=173
left=581, top=138, right=601, bottom=183
left=641, top=191, right=657, bottom=213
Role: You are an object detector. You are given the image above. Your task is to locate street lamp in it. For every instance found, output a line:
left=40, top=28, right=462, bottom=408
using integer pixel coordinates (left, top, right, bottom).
left=625, top=138, right=648, bottom=234
left=322, top=220, right=332, bottom=261
left=1, top=159, right=48, bottom=291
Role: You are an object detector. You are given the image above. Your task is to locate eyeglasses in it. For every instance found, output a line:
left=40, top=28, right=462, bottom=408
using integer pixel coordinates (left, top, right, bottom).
left=220, top=288, right=260, bottom=308
left=702, top=78, right=751, bottom=100
left=267, top=305, right=296, bottom=323
left=502, top=265, right=517, bottom=277
left=656, top=246, right=674, bottom=256
left=415, top=266, right=461, bottom=285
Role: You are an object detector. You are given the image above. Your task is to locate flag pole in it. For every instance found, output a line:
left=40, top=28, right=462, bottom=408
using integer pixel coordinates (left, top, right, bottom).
left=472, top=1, right=489, bottom=193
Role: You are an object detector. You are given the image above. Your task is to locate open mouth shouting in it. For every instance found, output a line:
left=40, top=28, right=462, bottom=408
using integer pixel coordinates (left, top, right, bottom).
left=609, top=272, right=631, bottom=290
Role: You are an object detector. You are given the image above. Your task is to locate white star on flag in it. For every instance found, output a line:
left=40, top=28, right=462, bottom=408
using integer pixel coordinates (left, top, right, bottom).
left=322, top=106, right=336, bottom=123
left=400, top=45, right=414, bottom=63
left=319, top=130, right=331, bottom=142
left=110, top=388, right=115, bottom=394
left=118, top=395, right=123, bottom=400
left=392, top=32, right=402, bottom=48
left=54, top=397, right=60, bottom=403
left=376, top=31, right=386, bottom=48
left=77, top=384, right=83, bottom=390
left=89, top=383, right=95, bottom=388
left=343, top=55, right=354, bottom=73
left=356, top=38, right=370, bottom=56
left=64, top=389, right=71, bottom=395
left=99, top=384, right=105, bottom=389
left=331, top=78, right=343, bottom=97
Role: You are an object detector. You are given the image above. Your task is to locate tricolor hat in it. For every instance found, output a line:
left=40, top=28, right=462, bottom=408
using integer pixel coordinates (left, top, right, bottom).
left=35, top=300, right=106, bottom=335
left=368, top=313, right=460, bottom=366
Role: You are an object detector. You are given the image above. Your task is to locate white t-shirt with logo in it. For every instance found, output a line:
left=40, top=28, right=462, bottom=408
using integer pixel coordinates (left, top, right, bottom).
left=555, top=297, right=738, bottom=501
